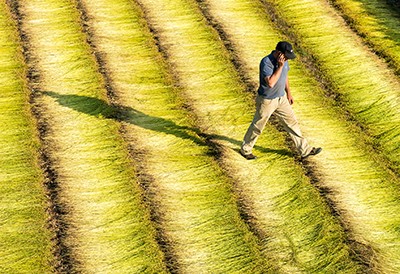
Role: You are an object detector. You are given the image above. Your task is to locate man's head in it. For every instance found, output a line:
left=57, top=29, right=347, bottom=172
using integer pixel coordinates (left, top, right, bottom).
left=276, top=41, right=296, bottom=60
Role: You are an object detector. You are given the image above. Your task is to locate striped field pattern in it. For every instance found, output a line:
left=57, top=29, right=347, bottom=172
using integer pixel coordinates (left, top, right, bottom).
left=1, top=0, right=399, bottom=273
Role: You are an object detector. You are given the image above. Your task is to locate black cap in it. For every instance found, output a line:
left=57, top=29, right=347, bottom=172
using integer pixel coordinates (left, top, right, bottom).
left=276, top=41, right=296, bottom=59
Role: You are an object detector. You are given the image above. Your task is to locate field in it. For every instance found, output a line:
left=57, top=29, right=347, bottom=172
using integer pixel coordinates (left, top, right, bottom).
left=1, top=0, right=399, bottom=273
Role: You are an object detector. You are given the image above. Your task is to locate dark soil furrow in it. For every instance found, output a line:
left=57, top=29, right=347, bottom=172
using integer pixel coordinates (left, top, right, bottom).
left=260, top=0, right=400, bottom=177
left=13, top=0, right=169, bottom=272
left=74, top=1, right=177, bottom=271
left=6, top=0, right=78, bottom=272
left=77, top=0, right=272, bottom=272
left=134, top=0, right=370, bottom=272
left=135, top=0, right=269, bottom=249
left=326, top=0, right=400, bottom=77
left=195, top=1, right=376, bottom=271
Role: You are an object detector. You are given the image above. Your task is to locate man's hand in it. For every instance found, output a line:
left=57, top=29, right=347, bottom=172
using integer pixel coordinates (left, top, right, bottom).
left=285, top=76, right=293, bottom=105
left=267, top=52, right=288, bottom=88
left=287, top=94, right=294, bottom=105
left=277, top=53, right=286, bottom=67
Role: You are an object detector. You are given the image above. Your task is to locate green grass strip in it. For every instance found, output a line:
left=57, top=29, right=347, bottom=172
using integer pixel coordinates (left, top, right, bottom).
left=79, top=0, right=267, bottom=272
left=137, top=0, right=363, bottom=272
left=19, top=0, right=166, bottom=272
left=202, top=0, right=400, bottom=271
left=329, top=0, right=400, bottom=76
left=267, top=0, right=400, bottom=174
left=0, top=2, right=53, bottom=273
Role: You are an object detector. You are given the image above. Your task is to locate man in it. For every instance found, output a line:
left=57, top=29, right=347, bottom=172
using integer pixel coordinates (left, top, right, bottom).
left=240, top=41, right=322, bottom=160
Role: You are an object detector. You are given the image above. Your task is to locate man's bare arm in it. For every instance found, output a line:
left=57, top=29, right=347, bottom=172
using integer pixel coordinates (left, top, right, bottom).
left=285, top=77, right=294, bottom=105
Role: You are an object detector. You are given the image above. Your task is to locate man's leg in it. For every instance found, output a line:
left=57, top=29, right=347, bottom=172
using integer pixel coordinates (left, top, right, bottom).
left=274, top=96, right=313, bottom=157
left=241, top=95, right=277, bottom=155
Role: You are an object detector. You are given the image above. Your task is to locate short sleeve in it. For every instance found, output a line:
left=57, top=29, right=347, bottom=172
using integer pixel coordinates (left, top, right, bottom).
left=261, top=58, right=274, bottom=79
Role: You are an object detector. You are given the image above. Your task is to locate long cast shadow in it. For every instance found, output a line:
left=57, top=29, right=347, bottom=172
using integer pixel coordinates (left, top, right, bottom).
left=44, top=91, right=290, bottom=157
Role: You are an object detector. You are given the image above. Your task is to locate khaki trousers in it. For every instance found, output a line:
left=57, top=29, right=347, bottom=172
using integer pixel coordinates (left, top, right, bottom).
left=241, top=95, right=313, bottom=157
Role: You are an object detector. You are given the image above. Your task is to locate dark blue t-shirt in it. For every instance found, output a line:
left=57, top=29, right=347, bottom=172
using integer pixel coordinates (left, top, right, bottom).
left=257, top=51, right=290, bottom=99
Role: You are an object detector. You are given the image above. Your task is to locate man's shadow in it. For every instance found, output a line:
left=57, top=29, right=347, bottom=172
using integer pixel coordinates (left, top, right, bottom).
left=43, top=91, right=291, bottom=157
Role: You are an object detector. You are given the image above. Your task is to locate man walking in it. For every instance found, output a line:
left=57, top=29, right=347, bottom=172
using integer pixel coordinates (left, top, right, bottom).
left=240, top=41, right=322, bottom=160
